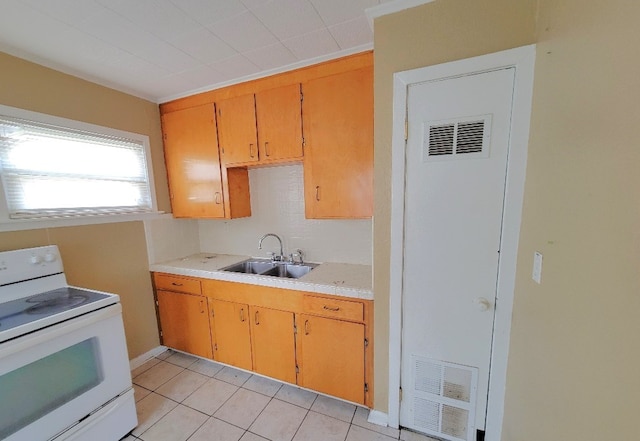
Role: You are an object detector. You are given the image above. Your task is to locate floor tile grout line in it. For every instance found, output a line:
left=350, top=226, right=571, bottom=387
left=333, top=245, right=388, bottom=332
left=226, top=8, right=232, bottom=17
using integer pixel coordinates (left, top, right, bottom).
left=288, top=406, right=311, bottom=441
left=133, top=359, right=187, bottom=392
left=134, top=353, right=394, bottom=441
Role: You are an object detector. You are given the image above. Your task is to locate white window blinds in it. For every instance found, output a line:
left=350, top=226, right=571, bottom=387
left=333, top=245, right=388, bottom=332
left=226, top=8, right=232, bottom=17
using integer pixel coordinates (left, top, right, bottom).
left=0, top=115, right=153, bottom=219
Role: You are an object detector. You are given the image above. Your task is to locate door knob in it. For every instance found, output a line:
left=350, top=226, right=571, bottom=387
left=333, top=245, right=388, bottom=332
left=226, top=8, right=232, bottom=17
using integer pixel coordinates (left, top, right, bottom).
left=474, top=297, right=492, bottom=312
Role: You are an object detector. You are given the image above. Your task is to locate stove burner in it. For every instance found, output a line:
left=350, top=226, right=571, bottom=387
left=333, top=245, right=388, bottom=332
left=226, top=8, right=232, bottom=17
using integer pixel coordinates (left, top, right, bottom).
left=26, top=293, right=90, bottom=315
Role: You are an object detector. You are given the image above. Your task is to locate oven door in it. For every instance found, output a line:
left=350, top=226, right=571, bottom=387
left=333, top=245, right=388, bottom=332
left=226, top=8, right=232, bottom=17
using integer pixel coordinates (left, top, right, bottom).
left=0, top=304, right=134, bottom=441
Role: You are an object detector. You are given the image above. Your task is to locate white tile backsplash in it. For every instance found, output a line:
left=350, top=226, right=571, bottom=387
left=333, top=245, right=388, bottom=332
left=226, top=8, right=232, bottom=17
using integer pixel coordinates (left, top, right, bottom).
left=198, top=164, right=372, bottom=265
left=144, top=217, right=200, bottom=264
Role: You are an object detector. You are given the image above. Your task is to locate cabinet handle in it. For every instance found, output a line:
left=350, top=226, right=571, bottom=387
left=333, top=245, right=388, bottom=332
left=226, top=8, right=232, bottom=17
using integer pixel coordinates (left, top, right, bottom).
left=249, top=143, right=255, bottom=158
left=240, top=308, right=245, bottom=322
left=304, top=319, right=310, bottom=335
left=265, top=141, right=270, bottom=157
left=323, top=305, right=340, bottom=312
left=199, top=300, right=205, bottom=314
left=214, top=192, right=221, bottom=204
left=255, top=310, right=260, bottom=325
left=315, top=186, right=320, bottom=201
left=171, top=282, right=183, bottom=287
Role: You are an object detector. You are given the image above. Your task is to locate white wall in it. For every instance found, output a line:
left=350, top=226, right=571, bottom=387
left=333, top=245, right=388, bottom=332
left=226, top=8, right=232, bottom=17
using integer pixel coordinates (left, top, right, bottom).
left=198, top=164, right=372, bottom=265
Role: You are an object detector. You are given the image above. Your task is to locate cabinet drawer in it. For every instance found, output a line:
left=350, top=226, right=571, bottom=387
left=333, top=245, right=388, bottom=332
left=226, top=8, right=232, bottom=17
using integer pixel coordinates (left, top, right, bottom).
left=154, top=273, right=202, bottom=295
left=302, top=295, right=363, bottom=322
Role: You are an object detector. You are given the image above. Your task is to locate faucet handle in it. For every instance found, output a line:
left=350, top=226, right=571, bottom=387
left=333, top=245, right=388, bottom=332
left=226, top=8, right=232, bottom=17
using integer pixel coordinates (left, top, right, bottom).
left=290, top=249, right=304, bottom=264
left=266, top=251, right=276, bottom=261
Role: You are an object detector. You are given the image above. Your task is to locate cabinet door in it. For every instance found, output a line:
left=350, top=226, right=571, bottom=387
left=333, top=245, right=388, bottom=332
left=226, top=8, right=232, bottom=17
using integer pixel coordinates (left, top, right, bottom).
left=302, top=67, right=373, bottom=218
left=162, top=104, right=225, bottom=218
left=250, top=306, right=296, bottom=384
left=157, top=290, right=213, bottom=359
left=255, top=84, right=303, bottom=162
left=210, top=299, right=253, bottom=370
left=217, top=94, right=259, bottom=165
left=296, top=314, right=365, bottom=404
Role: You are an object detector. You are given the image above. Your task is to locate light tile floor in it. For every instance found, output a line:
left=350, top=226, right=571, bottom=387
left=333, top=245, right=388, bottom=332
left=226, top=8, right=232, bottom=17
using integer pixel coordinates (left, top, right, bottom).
left=122, top=349, right=438, bottom=441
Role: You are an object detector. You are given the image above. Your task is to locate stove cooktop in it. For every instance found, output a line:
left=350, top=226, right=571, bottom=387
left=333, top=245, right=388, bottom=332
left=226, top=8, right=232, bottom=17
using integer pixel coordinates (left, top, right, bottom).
left=0, top=287, right=117, bottom=342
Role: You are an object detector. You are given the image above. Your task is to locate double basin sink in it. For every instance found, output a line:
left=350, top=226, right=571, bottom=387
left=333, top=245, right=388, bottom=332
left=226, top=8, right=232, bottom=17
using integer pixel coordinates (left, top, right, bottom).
left=221, top=258, right=317, bottom=279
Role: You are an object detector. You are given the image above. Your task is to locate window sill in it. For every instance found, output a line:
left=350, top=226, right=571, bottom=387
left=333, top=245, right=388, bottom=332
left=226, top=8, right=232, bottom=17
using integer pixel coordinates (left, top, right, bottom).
left=0, top=211, right=172, bottom=233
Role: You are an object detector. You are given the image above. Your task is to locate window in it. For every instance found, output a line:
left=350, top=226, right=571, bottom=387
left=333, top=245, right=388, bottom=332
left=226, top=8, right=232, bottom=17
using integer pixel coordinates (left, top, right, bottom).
left=0, top=105, right=158, bottom=223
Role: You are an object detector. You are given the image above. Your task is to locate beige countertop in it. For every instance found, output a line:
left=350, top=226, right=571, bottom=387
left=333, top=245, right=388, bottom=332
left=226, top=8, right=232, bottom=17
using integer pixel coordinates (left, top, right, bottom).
left=150, top=253, right=373, bottom=301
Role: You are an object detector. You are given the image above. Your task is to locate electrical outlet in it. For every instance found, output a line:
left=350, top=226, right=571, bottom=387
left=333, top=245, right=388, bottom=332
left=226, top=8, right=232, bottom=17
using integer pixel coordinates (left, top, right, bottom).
left=532, top=251, right=543, bottom=284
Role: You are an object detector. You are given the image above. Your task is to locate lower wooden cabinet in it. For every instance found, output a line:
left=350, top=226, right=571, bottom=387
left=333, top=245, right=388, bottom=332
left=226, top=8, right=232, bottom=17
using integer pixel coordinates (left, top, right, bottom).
left=296, top=314, right=365, bottom=404
left=209, top=299, right=252, bottom=371
left=153, top=273, right=372, bottom=407
left=250, top=306, right=297, bottom=384
left=156, top=290, right=212, bottom=359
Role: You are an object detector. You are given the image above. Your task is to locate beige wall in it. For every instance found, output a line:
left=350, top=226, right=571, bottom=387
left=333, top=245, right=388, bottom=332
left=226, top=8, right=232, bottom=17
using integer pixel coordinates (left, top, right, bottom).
left=0, top=51, right=168, bottom=358
left=502, top=0, right=640, bottom=439
left=375, top=0, right=640, bottom=439
left=373, top=0, right=537, bottom=413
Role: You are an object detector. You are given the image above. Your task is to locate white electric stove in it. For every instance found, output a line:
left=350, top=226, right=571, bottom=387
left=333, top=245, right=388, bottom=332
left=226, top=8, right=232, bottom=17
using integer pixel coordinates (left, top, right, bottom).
left=0, top=245, right=137, bottom=440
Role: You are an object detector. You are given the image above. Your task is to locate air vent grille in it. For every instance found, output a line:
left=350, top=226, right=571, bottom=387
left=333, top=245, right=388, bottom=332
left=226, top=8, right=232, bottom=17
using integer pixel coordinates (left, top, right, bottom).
left=423, top=115, right=491, bottom=161
left=428, top=124, right=455, bottom=156
left=409, top=355, right=478, bottom=441
left=456, top=121, right=485, bottom=154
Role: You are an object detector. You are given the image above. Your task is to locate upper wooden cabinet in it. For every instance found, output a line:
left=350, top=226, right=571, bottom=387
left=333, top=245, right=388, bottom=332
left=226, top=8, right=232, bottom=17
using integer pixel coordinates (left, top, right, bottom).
left=302, top=67, right=374, bottom=218
left=216, top=94, right=258, bottom=165
left=255, top=84, right=303, bottom=162
left=217, top=84, right=303, bottom=166
left=159, top=52, right=373, bottom=220
left=161, top=104, right=251, bottom=219
left=161, top=104, right=225, bottom=218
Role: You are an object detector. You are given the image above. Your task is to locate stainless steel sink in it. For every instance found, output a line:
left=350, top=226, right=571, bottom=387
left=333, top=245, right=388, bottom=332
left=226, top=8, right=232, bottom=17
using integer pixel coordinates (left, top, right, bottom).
left=220, top=259, right=317, bottom=279
left=260, top=263, right=315, bottom=279
left=222, top=259, right=275, bottom=275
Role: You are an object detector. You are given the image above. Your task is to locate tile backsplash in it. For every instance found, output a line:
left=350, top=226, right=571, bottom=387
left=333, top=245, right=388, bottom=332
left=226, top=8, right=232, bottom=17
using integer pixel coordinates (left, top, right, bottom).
left=144, top=217, right=200, bottom=264
left=198, top=164, right=372, bottom=265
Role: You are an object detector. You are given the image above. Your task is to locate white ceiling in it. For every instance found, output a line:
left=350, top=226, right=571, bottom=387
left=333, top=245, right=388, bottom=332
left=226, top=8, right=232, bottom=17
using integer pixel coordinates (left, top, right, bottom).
left=0, top=0, right=394, bottom=103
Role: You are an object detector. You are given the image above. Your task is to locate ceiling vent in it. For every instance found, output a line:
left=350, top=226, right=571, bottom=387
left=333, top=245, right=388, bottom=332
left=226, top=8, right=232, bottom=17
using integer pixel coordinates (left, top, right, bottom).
left=423, top=115, right=492, bottom=161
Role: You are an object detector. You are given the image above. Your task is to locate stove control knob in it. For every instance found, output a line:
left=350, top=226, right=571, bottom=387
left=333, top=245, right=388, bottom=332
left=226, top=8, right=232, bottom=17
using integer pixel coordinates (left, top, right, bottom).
left=44, top=252, right=57, bottom=263
left=30, top=255, right=43, bottom=264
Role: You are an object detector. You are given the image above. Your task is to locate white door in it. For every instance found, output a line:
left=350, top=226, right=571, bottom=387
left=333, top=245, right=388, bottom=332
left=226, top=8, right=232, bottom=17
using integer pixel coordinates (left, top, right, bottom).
left=400, top=68, right=515, bottom=441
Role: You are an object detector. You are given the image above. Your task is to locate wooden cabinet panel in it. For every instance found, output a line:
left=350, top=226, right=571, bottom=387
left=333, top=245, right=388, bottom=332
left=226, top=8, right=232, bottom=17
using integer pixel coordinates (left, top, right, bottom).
left=250, top=306, right=296, bottom=384
left=302, top=67, right=374, bottom=218
left=217, top=94, right=258, bottom=165
left=154, top=272, right=372, bottom=407
left=157, top=290, right=212, bottom=359
left=210, top=299, right=253, bottom=371
left=218, top=85, right=303, bottom=166
left=162, top=104, right=225, bottom=218
left=255, top=84, right=303, bottom=162
left=302, top=295, right=364, bottom=322
left=154, top=273, right=202, bottom=295
left=296, top=314, right=365, bottom=404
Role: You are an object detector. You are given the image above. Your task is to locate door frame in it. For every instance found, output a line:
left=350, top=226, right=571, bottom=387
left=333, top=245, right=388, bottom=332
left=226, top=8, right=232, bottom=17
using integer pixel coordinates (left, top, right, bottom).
left=387, top=45, right=536, bottom=440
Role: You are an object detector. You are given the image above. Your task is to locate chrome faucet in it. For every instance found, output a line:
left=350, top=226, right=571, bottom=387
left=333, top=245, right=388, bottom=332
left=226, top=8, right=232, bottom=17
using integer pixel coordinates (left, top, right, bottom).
left=258, top=233, right=284, bottom=262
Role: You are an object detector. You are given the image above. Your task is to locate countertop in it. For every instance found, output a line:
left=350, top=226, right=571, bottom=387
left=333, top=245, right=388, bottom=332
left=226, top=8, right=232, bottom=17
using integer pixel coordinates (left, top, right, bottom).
left=150, top=253, right=373, bottom=300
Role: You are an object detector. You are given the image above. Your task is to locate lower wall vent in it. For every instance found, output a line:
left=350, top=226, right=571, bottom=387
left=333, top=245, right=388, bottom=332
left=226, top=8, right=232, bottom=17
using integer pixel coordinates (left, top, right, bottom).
left=409, top=355, right=478, bottom=441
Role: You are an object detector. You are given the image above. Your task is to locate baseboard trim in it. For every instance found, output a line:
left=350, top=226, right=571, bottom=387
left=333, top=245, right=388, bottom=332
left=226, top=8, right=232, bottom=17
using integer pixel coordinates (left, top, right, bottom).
left=129, top=345, right=167, bottom=370
left=367, top=410, right=390, bottom=427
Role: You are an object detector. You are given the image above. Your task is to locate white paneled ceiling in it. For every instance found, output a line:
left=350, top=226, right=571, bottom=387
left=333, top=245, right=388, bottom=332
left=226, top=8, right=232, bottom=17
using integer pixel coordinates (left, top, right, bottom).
left=0, top=0, right=394, bottom=102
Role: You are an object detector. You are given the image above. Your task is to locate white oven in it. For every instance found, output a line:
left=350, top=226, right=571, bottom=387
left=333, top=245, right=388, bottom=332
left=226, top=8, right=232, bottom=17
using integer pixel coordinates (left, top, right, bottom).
left=0, top=246, right=137, bottom=440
